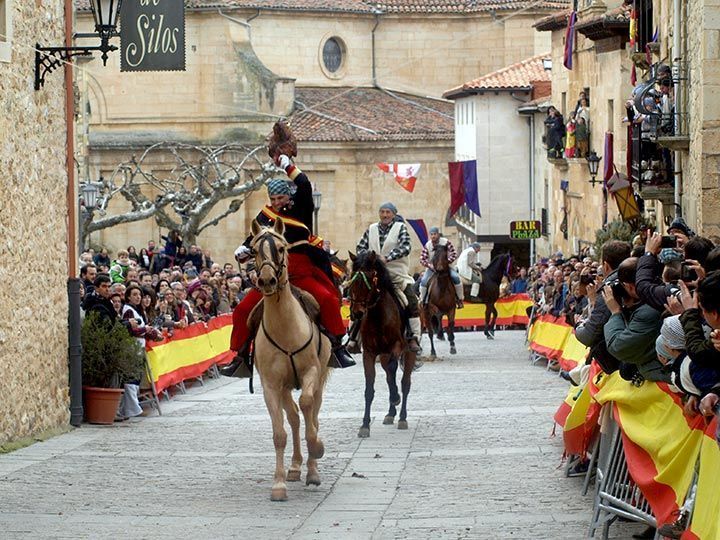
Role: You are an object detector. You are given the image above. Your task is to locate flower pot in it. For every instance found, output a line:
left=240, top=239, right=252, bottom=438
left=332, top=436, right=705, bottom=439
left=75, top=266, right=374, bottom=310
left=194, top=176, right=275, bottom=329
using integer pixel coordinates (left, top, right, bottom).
left=83, top=386, right=124, bottom=425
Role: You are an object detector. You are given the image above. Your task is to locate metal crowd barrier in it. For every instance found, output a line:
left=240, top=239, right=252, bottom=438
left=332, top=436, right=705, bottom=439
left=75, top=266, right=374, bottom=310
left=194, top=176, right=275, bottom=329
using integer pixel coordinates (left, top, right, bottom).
left=589, top=416, right=658, bottom=539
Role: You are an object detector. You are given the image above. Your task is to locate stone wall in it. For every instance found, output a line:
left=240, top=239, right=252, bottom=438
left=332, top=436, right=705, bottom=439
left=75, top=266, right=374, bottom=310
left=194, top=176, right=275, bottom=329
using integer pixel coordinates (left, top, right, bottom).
left=0, top=1, right=70, bottom=444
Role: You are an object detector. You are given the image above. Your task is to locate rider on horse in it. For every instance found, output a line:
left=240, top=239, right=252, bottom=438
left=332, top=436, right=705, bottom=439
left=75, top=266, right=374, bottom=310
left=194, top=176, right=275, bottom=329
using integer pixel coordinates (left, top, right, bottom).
left=418, top=227, right=464, bottom=309
left=221, top=154, right=356, bottom=377
left=346, top=202, right=423, bottom=354
left=457, top=242, right=484, bottom=297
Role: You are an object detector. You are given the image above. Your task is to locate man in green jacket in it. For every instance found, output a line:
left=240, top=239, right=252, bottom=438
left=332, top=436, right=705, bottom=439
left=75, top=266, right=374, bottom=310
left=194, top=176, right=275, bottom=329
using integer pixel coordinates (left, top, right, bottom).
left=602, top=257, right=669, bottom=383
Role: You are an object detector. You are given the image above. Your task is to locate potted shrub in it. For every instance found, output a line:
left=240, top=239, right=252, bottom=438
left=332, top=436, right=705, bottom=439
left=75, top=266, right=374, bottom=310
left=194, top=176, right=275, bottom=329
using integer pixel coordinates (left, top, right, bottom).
left=81, top=312, right=145, bottom=424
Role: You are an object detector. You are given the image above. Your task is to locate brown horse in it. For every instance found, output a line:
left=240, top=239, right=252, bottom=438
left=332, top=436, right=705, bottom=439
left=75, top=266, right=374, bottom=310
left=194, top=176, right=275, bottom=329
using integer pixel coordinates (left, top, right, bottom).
left=250, top=219, right=332, bottom=501
left=348, top=251, right=415, bottom=438
left=421, top=244, right=457, bottom=358
left=465, top=253, right=513, bottom=339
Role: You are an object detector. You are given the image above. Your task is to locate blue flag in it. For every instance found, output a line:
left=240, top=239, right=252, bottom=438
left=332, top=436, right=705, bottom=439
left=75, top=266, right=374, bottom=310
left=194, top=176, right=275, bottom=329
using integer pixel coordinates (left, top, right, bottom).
left=406, top=219, right=429, bottom=246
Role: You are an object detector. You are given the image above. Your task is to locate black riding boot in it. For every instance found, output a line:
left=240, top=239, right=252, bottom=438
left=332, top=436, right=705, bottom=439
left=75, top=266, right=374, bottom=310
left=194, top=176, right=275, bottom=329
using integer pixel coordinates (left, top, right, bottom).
left=330, top=335, right=356, bottom=368
left=220, top=346, right=252, bottom=378
left=345, top=320, right=362, bottom=354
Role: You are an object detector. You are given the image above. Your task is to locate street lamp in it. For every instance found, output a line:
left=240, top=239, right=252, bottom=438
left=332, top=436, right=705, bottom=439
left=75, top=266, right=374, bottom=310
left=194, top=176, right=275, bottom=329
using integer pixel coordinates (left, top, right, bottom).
left=586, top=151, right=602, bottom=187
left=35, top=0, right=123, bottom=90
left=81, top=182, right=101, bottom=210
left=312, top=189, right=322, bottom=236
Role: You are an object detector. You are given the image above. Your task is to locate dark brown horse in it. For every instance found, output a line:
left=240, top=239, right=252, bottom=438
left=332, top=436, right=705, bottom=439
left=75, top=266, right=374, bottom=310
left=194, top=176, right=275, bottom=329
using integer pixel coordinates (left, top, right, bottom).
left=466, top=253, right=513, bottom=339
left=421, top=244, right=457, bottom=358
left=347, top=251, right=415, bottom=438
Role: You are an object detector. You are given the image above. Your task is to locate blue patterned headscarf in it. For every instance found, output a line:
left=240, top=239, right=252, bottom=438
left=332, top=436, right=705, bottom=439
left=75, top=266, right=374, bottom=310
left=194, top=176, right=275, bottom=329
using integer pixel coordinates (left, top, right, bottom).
left=267, top=178, right=291, bottom=197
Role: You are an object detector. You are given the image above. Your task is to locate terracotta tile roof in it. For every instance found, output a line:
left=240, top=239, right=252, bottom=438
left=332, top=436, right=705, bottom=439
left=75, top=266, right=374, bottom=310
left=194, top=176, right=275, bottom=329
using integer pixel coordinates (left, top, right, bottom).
left=77, top=0, right=569, bottom=14
left=289, top=87, right=454, bottom=142
left=443, top=54, right=551, bottom=99
left=533, top=8, right=570, bottom=30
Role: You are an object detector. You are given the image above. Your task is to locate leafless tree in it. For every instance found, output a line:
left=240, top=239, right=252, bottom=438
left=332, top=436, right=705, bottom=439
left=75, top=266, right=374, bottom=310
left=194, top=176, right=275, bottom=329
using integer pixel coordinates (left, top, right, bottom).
left=80, top=142, right=278, bottom=247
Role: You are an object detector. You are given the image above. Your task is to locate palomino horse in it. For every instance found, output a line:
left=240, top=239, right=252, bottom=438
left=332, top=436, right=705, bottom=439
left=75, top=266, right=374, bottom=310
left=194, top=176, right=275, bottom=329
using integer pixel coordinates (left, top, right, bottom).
left=348, top=251, right=415, bottom=438
left=421, top=244, right=457, bottom=358
left=250, top=219, right=332, bottom=501
left=467, top=252, right=513, bottom=340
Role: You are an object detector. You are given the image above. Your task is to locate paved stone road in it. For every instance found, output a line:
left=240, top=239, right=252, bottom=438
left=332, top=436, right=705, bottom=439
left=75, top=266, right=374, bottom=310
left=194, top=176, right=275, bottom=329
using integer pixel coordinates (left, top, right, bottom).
left=0, top=330, right=643, bottom=539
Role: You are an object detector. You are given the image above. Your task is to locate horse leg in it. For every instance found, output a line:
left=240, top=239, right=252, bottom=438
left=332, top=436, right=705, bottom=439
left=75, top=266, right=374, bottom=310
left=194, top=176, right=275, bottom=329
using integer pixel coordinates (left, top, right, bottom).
left=307, top=375, right=325, bottom=487
left=398, top=352, right=414, bottom=430
left=262, top=387, right=288, bottom=501
left=484, top=305, right=494, bottom=340
left=384, top=355, right=400, bottom=424
left=490, top=305, right=498, bottom=336
left=448, top=314, right=456, bottom=355
left=436, top=314, right=445, bottom=341
left=282, top=391, right=303, bottom=483
left=358, top=351, right=376, bottom=438
left=298, top=365, right=323, bottom=486
left=428, top=316, right=437, bottom=358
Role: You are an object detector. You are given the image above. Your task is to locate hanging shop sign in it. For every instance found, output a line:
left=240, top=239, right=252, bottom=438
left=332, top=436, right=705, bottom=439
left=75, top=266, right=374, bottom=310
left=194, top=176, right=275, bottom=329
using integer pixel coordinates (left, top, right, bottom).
left=510, top=220, right=542, bottom=240
left=120, top=0, right=186, bottom=72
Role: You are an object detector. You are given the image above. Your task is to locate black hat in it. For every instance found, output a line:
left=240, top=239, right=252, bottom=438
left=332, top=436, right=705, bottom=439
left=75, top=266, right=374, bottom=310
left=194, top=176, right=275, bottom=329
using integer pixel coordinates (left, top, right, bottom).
left=667, top=217, right=695, bottom=237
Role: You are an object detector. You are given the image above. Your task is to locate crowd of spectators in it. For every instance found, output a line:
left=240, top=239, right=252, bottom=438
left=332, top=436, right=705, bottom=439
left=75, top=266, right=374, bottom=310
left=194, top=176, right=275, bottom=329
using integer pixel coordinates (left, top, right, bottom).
left=524, top=217, right=720, bottom=538
left=79, top=234, right=259, bottom=420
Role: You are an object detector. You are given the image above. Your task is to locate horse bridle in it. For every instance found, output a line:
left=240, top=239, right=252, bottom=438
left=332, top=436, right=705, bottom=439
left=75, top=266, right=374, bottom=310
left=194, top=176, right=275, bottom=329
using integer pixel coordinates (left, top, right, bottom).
left=348, top=270, right=381, bottom=313
left=252, top=232, right=289, bottom=290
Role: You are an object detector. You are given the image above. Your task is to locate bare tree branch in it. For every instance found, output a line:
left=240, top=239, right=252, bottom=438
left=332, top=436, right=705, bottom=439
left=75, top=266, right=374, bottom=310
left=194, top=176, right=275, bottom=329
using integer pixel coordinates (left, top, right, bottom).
left=81, top=142, right=277, bottom=248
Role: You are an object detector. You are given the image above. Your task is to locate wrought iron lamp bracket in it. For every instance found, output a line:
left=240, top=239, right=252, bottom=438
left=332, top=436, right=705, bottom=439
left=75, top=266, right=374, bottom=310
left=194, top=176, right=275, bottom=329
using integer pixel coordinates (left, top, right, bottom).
left=34, top=43, right=117, bottom=91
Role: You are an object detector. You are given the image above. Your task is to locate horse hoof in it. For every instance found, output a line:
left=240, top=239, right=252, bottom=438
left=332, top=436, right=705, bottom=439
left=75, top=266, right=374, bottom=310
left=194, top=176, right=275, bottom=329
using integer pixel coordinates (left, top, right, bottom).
left=287, top=470, right=301, bottom=482
left=437, top=335, right=445, bottom=341
left=430, top=353, right=437, bottom=359
left=383, top=415, right=395, bottom=425
left=358, top=427, right=370, bottom=438
left=397, top=420, right=408, bottom=430
left=270, top=487, right=288, bottom=502
left=306, top=473, right=321, bottom=486
left=450, top=347, right=456, bottom=355
left=486, top=334, right=494, bottom=340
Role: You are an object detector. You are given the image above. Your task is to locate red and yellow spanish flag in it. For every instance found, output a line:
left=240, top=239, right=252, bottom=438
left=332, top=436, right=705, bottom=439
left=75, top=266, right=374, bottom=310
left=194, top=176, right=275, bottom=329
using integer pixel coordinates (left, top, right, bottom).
left=686, top=417, right=720, bottom=540
left=593, top=373, right=705, bottom=528
left=145, top=314, right=235, bottom=393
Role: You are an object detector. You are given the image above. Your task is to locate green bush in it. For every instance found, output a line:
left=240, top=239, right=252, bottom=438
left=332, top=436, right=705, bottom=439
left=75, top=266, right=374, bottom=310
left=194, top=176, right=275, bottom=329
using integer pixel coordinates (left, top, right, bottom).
left=81, top=312, right=145, bottom=388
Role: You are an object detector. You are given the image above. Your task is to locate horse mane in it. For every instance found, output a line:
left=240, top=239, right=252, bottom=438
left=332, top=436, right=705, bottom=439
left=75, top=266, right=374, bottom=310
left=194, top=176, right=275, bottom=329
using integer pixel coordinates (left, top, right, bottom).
left=486, top=253, right=510, bottom=272
left=353, top=251, right=395, bottom=293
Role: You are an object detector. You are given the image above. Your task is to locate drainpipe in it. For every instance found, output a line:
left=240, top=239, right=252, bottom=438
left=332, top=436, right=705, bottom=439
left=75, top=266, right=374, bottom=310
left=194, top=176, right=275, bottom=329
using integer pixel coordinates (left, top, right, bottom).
left=371, top=13, right=380, bottom=87
left=529, top=114, right=536, bottom=265
left=672, top=0, right=682, bottom=218
left=65, top=0, right=82, bottom=427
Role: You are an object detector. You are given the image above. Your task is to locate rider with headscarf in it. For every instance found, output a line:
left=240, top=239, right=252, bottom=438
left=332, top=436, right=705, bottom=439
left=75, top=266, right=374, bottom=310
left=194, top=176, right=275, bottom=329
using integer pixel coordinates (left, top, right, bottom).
left=222, top=154, right=355, bottom=377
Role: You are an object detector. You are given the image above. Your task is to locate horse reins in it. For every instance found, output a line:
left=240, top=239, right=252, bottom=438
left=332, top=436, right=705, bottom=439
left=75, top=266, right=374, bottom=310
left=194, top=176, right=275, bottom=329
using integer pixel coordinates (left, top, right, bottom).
left=254, top=230, right=321, bottom=390
left=348, top=270, right=382, bottom=312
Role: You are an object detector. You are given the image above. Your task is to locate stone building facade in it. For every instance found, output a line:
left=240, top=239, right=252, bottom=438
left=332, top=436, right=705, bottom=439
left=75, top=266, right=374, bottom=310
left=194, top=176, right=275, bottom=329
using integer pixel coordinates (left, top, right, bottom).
left=0, top=2, right=71, bottom=444
left=535, top=0, right=720, bottom=256
left=535, top=3, right=631, bottom=256
left=75, top=0, right=564, bottom=265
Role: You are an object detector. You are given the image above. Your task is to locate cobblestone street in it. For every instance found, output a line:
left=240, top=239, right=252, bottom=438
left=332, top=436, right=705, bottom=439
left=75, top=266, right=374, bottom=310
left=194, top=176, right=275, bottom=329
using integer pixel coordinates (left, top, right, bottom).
left=0, top=330, right=642, bottom=539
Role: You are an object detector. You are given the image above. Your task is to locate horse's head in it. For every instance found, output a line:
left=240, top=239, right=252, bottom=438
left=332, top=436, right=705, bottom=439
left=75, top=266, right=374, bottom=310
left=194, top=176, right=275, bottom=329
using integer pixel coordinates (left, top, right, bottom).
left=432, top=244, right=450, bottom=273
left=250, top=218, right=288, bottom=296
left=347, top=251, right=382, bottom=319
left=330, top=253, right=349, bottom=286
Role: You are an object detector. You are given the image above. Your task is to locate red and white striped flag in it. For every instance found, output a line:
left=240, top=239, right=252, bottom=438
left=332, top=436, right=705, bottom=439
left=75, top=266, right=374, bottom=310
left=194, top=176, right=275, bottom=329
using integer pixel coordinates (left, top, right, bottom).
left=376, top=163, right=421, bottom=193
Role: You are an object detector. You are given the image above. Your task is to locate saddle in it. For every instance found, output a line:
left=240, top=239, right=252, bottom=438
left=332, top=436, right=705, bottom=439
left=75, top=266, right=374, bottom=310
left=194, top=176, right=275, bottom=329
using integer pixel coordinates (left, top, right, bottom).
left=247, top=285, right=323, bottom=339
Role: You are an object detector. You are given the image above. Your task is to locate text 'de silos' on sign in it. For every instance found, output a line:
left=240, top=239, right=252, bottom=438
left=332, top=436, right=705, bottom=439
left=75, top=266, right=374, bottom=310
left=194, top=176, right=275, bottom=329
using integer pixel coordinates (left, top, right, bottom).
left=120, top=0, right=186, bottom=72
left=510, top=220, right=542, bottom=240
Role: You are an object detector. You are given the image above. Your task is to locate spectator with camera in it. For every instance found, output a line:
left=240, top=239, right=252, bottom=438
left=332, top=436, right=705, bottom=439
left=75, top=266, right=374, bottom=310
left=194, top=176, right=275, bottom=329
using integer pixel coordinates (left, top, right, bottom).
left=574, top=240, right=632, bottom=375
left=602, top=257, right=669, bottom=383
left=637, top=230, right=715, bottom=312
